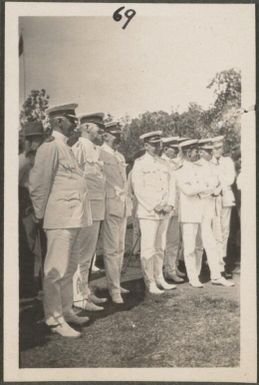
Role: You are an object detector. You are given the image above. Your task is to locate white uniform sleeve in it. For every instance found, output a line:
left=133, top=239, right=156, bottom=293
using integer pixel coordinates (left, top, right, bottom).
left=29, top=142, right=59, bottom=219
left=176, top=171, right=211, bottom=196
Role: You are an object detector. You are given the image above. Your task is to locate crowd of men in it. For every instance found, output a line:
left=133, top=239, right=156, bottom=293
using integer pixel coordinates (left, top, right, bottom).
left=19, top=103, right=241, bottom=338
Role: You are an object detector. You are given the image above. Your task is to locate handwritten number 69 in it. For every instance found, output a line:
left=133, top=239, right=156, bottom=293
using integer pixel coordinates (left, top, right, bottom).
left=113, top=6, right=136, bottom=30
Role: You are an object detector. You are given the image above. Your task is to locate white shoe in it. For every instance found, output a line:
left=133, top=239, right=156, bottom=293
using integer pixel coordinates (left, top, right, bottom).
left=148, top=283, right=164, bottom=294
left=74, top=299, right=104, bottom=311
left=47, top=319, right=81, bottom=338
left=111, top=293, right=124, bottom=304
left=156, top=280, right=176, bottom=290
left=64, top=310, right=90, bottom=325
left=212, top=277, right=235, bottom=287
left=189, top=280, right=204, bottom=288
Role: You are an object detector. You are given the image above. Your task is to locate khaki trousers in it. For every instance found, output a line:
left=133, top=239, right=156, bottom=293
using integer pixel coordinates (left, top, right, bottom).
left=73, top=221, right=101, bottom=302
left=102, top=214, right=127, bottom=295
left=139, top=218, right=169, bottom=287
left=44, top=228, right=81, bottom=322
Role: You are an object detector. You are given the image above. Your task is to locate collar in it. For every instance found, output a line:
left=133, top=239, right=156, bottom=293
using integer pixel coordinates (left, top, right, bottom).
left=101, top=142, right=115, bottom=155
left=211, top=155, right=221, bottom=165
left=53, top=130, right=68, bottom=145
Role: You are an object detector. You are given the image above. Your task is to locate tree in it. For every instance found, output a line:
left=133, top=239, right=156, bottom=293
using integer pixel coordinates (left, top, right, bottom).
left=207, top=68, right=241, bottom=152
left=19, top=89, right=50, bottom=128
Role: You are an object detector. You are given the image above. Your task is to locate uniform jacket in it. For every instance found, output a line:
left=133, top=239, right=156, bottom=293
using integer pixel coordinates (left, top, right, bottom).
left=29, top=130, right=92, bottom=229
left=99, top=143, right=131, bottom=218
left=211, top=156, right=236, bottom=207
left=72, top=137, right=106, bottom=221
left=131, top=152, right=175, bottom=220
left=176, top=160, right=213, bottom=223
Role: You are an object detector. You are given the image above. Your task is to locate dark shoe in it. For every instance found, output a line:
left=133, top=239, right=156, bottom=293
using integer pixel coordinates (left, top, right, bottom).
left=89, top=293, right=108, bottom=304
left=164, top=271, right=184, bottom=283
left=176, top=267, right=186, bottom=278
left=221, top=271, right=233, bottom=279
left=120, top=286, right=130, bottom=294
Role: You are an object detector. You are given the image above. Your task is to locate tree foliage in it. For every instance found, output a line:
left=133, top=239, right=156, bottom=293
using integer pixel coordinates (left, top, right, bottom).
left=119, top=68, right=241, bottom=161
left=20, top=89, right=50, bottom=128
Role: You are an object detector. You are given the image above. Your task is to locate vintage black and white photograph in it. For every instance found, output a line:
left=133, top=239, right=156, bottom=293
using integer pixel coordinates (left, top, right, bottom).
left=4, top=2, right=256, bottom=382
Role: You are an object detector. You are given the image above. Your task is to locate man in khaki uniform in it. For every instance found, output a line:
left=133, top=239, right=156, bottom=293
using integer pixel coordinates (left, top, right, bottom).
left=99, top=122, right=131, bottom=304
left=211, top=136, right=236, bottom=278
left=72, top=113, right=107, bottom=311
left=29, top=103, right=92, bottom=338
left=132, top=131, right=176, bottom=294
left=161, top=136, right=184, bottom=283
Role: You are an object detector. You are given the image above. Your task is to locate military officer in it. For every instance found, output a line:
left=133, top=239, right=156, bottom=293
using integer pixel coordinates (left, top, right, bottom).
left=99, top=121, right=131, bottom=304
left=197, top=139, right=234, bottom=287
left=131, top=131, right=176, bottom=294
left=175, top=139, right=214, bottom=287
left=72, top=113, right=107, bottom=311
left=211, top=136, right=236, bottom=278
left=29, top=103, right=92, bottom=338
left=160, top=136, right=184, bottom=283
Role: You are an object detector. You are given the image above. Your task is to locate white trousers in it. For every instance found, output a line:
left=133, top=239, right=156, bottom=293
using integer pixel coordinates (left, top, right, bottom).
left=213, top=206, right=232, bottom=272
left=139, top=218, right=169, bottom=287
left=181, top=223, right=203, bottom=283
left=44, top=228, right=81, bottom=322
left=201, top=200, right=221, bottom=280
left=164, top=215, right=180, bottom=273
left=102, top=214, right=127, bottom=295
left=73, top=221, right=101, bottom=302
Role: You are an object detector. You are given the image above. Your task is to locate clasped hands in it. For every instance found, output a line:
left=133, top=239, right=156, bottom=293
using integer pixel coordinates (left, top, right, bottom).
left=154, top=203, right=174, bottom=215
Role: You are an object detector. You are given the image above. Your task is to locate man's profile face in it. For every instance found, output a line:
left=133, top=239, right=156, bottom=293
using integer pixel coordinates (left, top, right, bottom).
left=213, top=143, right=223, bottom=159
left=146, top=141, right=162, bottom=156
left=188, top=147, right=199, bottom=162
left=87, top=123, right=104, bottom=145
left=199, top=149, right=212, bottom=161
left=164, top=147, right=178, bottom=159
left=61, top=116, right=77, bottom=137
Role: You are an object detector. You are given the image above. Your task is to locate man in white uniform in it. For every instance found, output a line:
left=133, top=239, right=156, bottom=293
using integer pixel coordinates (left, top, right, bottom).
left=72, top=113, right=107, bottom=311
left=29, top=103, right=92, bottom=338
left=132, top=131, right=176, bottom=294
left=176, top=139, right=215, bottom=287
left=197, top=139, right=234, bottom=287
left=161, top=137, right=184, bottom=283
left=99, top=122, right=132, bottom=304
left=211, top=136, right=236, bottom=278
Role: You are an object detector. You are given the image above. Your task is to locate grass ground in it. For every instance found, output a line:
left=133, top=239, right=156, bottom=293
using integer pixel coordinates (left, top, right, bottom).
left=20, top=258, right=240, bottom=368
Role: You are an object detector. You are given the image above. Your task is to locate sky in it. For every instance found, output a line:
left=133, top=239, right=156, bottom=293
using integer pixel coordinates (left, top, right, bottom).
left=19, top=5, right=253, bottom=119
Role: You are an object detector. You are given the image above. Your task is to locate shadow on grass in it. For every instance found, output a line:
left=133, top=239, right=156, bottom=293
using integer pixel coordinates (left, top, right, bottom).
left=19, top=277, right=146, bottom=353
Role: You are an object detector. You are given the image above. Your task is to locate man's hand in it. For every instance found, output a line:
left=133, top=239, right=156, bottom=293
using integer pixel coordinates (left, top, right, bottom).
left=154, top=203, right=165, bottom=214
left=32, top=215, right=43, bottom=227
left=162, top=204, right=174, bottom=214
